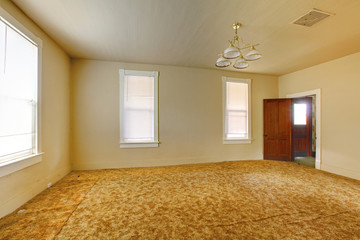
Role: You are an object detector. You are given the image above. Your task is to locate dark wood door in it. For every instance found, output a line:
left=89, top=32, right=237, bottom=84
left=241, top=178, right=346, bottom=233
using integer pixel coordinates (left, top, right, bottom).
left=292, top=97, right=312, bottom=157
left=264, top=99, right=292, bottom=161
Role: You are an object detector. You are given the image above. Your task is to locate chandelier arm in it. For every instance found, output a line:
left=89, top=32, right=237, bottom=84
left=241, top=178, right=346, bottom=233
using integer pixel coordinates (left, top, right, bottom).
left=239, top=43, right=260, bottom=51
left=239, top=36, right=245, bottom=45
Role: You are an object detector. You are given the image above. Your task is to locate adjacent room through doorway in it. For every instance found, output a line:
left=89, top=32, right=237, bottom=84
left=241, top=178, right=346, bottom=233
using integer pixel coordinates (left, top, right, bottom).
left=292, top=96, right=316, bottom=168
left=287, top=89, right=321, bottom=169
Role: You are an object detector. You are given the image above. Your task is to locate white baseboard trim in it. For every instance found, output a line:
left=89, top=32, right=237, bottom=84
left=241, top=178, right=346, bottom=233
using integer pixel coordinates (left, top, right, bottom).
left=321, top=163, right=360, bottom=181
left=72, top=157, right=263, bottom=170
left=0, top=166, right=71, bottom=218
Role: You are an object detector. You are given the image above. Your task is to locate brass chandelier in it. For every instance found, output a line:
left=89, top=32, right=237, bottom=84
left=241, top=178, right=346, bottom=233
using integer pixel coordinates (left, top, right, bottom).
left=215, top=22, right=262, bottom=69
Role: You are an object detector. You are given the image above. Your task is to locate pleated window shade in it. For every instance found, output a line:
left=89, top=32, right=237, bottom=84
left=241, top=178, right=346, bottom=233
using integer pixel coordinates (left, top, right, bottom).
left=0, top=19, right=38, bottom=163
left=123, top=75, right=154, bottom=141
left=225, top=82, right=248, bottom=139
left=119, top=69, right=158, bottom=148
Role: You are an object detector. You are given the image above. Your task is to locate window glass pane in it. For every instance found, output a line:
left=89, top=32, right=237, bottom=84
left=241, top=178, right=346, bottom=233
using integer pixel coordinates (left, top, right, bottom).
left=226, top=110, right=247, bottom=138
left=225, top=81, right=248, bottom=139
left=0, top=22, right=38, bottom=161
left=124, top=109, right=154, bottom=141
left=0, top=134, right=32, bottom=158
left=227, top=82, right=247, bottom=110
left=123, top=75, right=154, bottom=141
left=2, top=26, right=37, bottom=100
left=294, top=104, right=307, bottom=125
left=0, top=97, right=33, bottom=136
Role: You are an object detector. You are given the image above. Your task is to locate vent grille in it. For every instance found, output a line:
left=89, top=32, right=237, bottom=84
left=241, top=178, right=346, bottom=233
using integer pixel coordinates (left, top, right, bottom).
left=293, top=9, right=333, bottom=27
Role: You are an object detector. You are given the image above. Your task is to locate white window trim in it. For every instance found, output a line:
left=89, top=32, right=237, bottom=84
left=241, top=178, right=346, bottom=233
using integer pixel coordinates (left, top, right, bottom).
left=119, top=69, right=159, bottom=148
left=0, top=153, right=43, bottom=178
left=0, top=7, right=43, bottom=177
left=222, top=77, right=252, bottom=144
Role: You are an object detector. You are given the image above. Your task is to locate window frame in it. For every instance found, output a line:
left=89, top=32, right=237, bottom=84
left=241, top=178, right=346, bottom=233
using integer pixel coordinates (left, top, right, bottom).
left=119, top=69, right=159, bottom=148
left=0, top=7, right=43, bottom=178
left=222, top=76, right=251, bottom=144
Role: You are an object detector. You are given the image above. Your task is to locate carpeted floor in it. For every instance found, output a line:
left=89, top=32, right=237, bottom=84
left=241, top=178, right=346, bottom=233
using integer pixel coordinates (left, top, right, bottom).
left=0, top=160, right=360, bottom=239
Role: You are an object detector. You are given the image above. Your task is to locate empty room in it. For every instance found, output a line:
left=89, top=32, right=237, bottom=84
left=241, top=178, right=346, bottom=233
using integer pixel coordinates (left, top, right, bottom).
left=0, top=0, right=359, bottom=239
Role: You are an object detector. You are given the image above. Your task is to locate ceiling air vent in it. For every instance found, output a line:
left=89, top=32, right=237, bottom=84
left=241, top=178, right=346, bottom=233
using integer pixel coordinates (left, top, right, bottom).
left=292, top=9, right=333, bottom=27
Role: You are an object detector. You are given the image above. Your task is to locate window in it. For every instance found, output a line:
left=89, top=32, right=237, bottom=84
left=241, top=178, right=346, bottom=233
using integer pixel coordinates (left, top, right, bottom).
left=294, top=103, right=307, bottom=125
left=119, top=69, right=158, bottom=148
left=222, top=77, right=251, bottom=144
left=0, top=8, right=42, bottom=175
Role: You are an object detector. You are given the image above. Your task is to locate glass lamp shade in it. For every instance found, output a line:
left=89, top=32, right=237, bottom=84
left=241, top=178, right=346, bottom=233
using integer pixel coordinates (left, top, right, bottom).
left=223, top=46, right=240, bottom=59
left=245, top=47, right=262, bottom=61
left=215, top=57, right=231, bottom=67
left=233, top=58, right=249, bottom=69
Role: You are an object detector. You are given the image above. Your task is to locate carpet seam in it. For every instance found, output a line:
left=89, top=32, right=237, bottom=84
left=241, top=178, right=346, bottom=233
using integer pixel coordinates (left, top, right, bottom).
left=287, top=210, right=352, bottom=224
left=194, top=210, right=351, bottom=228
left=198, top=211, right=308, bottom=227
left=53, top=179, right=100, bottom=239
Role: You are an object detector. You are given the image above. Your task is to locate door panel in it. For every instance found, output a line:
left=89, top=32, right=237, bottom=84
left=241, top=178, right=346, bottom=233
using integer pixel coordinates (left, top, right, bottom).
left=264, top=139, right=278, bottom=159
left=265, top=101, right=279, bottom=138
left=279, top=139, right=291, bottom=158
left=264, top=99, right=292, bottom=161
left=264, top=100, right=279, bottom=160
left=278, top=100, right=291, bottom=138
left=292, top=97, right=312, bottom=157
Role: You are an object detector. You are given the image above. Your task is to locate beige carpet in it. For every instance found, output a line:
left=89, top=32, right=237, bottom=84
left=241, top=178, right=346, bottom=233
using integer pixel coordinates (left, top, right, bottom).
left=0, top=160, right=359, bottom=239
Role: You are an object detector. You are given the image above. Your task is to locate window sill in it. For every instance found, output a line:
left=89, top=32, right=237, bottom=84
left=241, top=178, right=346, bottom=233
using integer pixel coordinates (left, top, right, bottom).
left=120, top=142, right=159, bottom=149
left=0, top=153, right=43, bottom=178
left=223, top=139, right=252, bottom=144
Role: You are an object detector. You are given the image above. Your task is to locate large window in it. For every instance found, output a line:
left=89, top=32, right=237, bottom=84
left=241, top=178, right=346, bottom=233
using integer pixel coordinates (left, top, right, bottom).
left=0, top=9, right=42, bottom=170
left=119, top=69, right=158, bottom=148
left=222, top=77, right=251, bottom=144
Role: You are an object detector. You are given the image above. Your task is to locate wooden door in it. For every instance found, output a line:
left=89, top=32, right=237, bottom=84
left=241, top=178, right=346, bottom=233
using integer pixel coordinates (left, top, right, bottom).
left=292, top=97, right=313, bottom=157
left=264, top=99, right=292, bottom=161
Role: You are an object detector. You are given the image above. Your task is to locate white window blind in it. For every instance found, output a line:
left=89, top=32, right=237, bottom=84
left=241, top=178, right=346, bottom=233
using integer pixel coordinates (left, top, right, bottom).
left=0, top=18, right=39, bottom=163
left=223, top=77, right=251, bottom=143
left=119, top=69, right=158, bottom=148
left=124, top=75, right=154, bottom=141
left=226, top=82, right=248, bottom=138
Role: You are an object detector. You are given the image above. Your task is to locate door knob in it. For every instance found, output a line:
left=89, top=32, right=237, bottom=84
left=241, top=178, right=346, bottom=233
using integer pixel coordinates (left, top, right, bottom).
left=264, top=134, right=268, bottom=137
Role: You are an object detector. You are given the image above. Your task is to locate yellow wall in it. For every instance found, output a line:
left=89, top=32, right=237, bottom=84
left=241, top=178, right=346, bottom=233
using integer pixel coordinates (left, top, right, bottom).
left=71, top=60, right=278, bottom=169
left=279, top=52, right=360, bottom=180
left=0, top=1, right=71, bottom=217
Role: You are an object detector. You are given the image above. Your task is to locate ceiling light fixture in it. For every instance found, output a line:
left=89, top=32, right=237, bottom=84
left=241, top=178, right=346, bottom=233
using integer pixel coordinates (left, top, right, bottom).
left=215, top=22, right=261, bottom=69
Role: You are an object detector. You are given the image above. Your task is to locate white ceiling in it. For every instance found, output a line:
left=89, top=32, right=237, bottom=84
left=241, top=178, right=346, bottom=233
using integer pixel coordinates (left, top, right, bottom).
left=11, top=0, right=360, bottom=75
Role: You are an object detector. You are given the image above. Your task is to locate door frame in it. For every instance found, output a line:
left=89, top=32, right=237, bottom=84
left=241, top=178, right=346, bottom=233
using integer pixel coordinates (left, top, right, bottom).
left=286, top=89, right=321, bottom=170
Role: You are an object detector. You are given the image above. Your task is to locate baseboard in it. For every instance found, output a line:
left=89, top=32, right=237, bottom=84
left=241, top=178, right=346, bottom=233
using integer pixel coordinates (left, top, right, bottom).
left=321, top=163, right=360, bottom=181
left=72, top=156, right=263, bottom=170
left=0, top=166, right=71, bottom=218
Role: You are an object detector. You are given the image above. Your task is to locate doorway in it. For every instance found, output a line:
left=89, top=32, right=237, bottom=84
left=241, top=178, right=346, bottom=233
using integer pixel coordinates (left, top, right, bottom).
left=263, top=89, right=321, bottom=170
left=287, top=89, right=321, bottom=170
left=292, top=97, right=315, bottom=168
